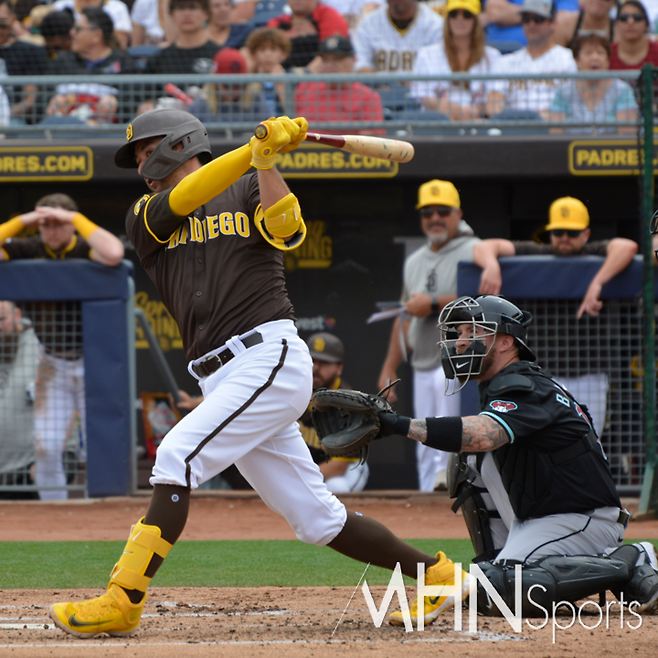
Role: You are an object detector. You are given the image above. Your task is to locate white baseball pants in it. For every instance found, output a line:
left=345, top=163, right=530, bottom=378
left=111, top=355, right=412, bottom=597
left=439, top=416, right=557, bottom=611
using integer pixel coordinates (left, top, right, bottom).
left=151, top=320, right=347, bottom=546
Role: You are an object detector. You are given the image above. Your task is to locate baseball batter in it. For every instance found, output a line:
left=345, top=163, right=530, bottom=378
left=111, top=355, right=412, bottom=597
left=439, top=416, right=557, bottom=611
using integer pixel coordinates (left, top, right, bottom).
left=377, top=295, right=658, bottom=624
left=48, top=109, right=468, bottom=638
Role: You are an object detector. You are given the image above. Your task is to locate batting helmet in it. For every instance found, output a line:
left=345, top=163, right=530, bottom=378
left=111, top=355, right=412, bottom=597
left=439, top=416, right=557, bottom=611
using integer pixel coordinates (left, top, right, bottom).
left=437, top=295, right=535, bottom=393
left=114, top=108, right=212, bottom=181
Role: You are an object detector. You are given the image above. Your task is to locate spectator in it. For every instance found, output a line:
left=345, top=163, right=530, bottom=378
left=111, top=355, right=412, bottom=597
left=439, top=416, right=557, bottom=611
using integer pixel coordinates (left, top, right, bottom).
left=0, top=84, right=9, bottom=128
left=39, top=8, right=74, bottom=60
left=267, top=0, right=349, bottom=71
left=189, top=48, right=268, bottom=123
left=52, top=0, right=132, bottom=49
left=483, top=0, right=578, bottom=49
left=485, top=0, right=577, bottom=120
left=609, top=1, right=658, bottom=70
left=550, top=34, right=637, bottom=134
left=208, top=0, right=251, bottom=49
left=0, top=0, right=49, bottom=123
left=0, top=300, right=39, bottom=501
left=323, top=0, right=384, bottom=31
left=244, top=27, right=292, bottom=115
left=410, top=0, right=501, bottom=120
left=298, top=333, right=369, bottom=493
left=46, top=7, right=140, bottom=124
left=377, top=180, right=480, bottom=492
left=472, top=195, right=638, bottom=435
left=144, top=0, right=221, bottom=75
left=131, top=0, right=168, bottom=45
left=553, top=0, right=615, bottom=48
left=294, top=35, right=385, bottom=133
left=353, top=0, right=444, bottom=72
left=0, top=194, right=124, bottom=501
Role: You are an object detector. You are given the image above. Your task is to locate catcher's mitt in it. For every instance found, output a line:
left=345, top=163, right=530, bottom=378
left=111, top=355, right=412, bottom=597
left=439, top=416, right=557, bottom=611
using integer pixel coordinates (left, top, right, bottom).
left=311, top=388, right=394, bottom=460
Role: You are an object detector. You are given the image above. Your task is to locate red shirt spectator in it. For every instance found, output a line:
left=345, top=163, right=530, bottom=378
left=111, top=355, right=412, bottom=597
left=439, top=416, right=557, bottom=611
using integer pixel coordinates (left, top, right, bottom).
left=267, top=0, right=349, bottom=70
left=293, top=35, right=385, bottom=133
left=609, top=40, right=658, bottom=70
left=609, top=1, right=658, bottom=70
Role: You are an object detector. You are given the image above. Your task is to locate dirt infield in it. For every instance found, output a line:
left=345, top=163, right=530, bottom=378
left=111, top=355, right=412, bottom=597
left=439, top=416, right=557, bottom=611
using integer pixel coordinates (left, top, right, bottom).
left=1, top=493, right=657, bottom=657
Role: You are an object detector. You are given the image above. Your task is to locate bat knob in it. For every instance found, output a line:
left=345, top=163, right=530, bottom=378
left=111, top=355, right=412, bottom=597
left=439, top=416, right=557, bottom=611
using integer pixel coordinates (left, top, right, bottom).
left=254, top=124, right=268, bottom=140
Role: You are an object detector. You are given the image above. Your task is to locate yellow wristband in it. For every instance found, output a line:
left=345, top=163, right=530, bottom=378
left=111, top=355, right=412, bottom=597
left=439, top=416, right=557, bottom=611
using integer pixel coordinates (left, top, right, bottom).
left=71, top=213, right=98, bottom=240
left=0, top=216, right=25, bottom=243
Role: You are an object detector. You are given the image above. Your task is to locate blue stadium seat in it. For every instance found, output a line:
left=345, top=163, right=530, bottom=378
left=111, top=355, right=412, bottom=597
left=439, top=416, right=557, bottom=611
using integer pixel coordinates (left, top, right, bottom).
left=247, top=0, right=290, bottom=29
left=490, top=109, right=549, bottom=134
left=375, top=82, right=419, bottom=113
left=128, top=45, right=161, bottom=71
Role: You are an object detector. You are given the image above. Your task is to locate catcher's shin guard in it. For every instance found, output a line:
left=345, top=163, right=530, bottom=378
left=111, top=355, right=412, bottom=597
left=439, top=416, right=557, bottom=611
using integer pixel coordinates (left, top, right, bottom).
left=110, top=517, right=173, bottom=593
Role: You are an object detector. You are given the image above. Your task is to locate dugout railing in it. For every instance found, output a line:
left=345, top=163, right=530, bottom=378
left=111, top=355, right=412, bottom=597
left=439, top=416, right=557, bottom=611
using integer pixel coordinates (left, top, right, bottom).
left=457, top=255, right=658, bottom=496
left=0, top=260, right=136, bottom=499
left=0, top=71, right=643, bottom=138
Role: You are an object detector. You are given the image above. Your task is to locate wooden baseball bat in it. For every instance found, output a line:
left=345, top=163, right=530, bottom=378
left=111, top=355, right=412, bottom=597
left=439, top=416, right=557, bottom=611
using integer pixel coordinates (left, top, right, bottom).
left=254, top=124, right=414, bottom=163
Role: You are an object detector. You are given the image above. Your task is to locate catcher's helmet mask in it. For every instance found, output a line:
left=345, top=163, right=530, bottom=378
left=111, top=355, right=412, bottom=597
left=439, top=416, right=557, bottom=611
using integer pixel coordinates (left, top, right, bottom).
left=114, top=108, right=212, bottom=181
left=438, top=295, right=536, bottom=394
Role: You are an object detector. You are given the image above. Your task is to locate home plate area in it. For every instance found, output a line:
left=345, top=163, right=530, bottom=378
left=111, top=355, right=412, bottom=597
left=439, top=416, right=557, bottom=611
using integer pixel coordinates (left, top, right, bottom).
left=1, top=587, right=656, bottom=657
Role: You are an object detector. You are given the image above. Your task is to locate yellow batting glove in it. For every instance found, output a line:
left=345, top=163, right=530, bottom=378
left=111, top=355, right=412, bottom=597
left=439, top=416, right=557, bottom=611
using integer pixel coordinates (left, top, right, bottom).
left=279, top=117, right=308, bottom=154
left=250, top=117, right=292, bottom=169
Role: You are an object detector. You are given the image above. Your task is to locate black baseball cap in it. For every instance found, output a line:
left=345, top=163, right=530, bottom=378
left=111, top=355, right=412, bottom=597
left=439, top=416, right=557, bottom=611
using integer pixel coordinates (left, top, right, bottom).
left=307, top=332, right=344, bottom=363
left=319, top=36, right=354, bottom=57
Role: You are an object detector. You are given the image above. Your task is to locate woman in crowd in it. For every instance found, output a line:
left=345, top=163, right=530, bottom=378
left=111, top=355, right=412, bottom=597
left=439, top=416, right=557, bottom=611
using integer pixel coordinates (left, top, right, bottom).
left=410, top=0, right=500, bottom=120
left=550, top=33, right=637, bottom=133
left=207, top=0, right=251, bottom=49
left=554, top=0, right=616, bottom=48
left=609, top=0, right=658, bottom=69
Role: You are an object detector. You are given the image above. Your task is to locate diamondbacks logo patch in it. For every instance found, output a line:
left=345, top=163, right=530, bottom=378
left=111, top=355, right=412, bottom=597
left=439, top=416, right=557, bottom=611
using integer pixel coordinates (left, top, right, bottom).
left=490, top=400, right=517, bottom=413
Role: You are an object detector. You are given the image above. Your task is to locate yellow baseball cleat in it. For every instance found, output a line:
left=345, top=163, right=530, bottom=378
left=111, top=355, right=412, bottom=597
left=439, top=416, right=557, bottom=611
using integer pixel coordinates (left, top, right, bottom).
left=389, top=551, right=471, bottom=627
left=49, top=583, right=146, bottom=638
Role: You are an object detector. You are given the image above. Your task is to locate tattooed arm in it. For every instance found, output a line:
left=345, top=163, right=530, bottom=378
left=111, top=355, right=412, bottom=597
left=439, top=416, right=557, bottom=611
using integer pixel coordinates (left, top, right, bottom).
left=407, top=415, right=510, bottom=452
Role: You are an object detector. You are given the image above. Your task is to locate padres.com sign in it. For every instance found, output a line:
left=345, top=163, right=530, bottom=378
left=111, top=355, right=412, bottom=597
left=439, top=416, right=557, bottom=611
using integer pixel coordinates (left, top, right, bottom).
left=568, top=140, right=657, bottom=175
left=0, top=146, right=93, bottom=182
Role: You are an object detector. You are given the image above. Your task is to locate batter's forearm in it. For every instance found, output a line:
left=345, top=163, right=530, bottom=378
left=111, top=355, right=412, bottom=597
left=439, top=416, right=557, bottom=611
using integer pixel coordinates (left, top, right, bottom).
left=168, top=144, right=253, bottom=216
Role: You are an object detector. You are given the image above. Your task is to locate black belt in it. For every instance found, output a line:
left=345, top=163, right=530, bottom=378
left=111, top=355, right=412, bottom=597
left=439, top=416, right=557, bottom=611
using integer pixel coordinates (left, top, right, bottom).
left=192, top=332, right=263, bottom=378
left=617, top=510, right=630, bottom=528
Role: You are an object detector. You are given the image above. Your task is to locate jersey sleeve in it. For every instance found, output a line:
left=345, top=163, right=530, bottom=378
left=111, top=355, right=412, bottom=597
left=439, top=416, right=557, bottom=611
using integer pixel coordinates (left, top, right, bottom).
left=125, top=190, right=188, bottom=261
left=352, top=15, right=374, bottom=71
left=480, top=386, right=562, bottom=444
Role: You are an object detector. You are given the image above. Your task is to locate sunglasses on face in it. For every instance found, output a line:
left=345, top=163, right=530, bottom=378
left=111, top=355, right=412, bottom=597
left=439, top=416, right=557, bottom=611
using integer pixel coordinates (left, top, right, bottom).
left=618, top=12, right=646, bottom=22
left=551, top=229, right=582, bottom=238
left=521, top=13, right=549, bottom=24
left=0, top=20, right=11, bottom=28
left=448, top=9, right=475, bottom=19
left=421, top=207, right=453, bottom=218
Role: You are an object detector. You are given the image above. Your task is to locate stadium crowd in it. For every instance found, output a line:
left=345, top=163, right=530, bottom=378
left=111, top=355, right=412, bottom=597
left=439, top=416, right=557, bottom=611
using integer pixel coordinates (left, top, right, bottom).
left=0, top=0, right=653, bottom=131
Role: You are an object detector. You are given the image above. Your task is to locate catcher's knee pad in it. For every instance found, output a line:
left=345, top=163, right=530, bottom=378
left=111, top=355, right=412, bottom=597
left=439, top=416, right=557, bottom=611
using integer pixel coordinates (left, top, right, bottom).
left=255, top=193, right=306, bottom=251
left=451, top=478, right=499, bottom=563
left=110, top=517, right=173, bottom=592
left=475, top=555, right=631, bottom=617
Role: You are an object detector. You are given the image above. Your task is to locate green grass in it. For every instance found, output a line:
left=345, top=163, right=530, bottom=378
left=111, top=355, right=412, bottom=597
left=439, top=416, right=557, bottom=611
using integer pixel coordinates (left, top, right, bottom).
left=1, top=539, right=655, bottom=590
left=0, top=539, right=475, bottom=590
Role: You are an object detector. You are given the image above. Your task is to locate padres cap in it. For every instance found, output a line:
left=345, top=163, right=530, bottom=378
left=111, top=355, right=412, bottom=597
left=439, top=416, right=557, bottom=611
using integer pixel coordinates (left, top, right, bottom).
left=446, top=0, right=481, bottom=15
left=307, top=332, right=344, bottom=363
left=545, top=197, right=590, bottom=231
left=416, top=180, right=461, bottom=210
left=520, top=0, right=555, bottom=18
left=319, top=35, right=354, bottom=57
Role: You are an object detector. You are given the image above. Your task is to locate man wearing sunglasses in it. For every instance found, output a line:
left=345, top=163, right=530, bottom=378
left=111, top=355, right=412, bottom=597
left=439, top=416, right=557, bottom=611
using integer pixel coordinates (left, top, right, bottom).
left=472, top=195, right=637, bottom=436
left=377, top=179, right=480, bottom=492
left=485, top=0, right=577, bottom=120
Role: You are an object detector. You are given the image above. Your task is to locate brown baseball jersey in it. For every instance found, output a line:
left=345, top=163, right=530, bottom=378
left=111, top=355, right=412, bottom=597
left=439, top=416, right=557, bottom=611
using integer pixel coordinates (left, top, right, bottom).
left=2, top=235, right=91, bottom=357
left=126, top=173, right=296, bottom=361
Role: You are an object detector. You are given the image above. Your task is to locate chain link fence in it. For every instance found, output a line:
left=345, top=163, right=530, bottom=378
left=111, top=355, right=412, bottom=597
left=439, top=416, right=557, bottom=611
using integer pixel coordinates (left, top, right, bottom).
left=0, top=71, right=642, bottom=138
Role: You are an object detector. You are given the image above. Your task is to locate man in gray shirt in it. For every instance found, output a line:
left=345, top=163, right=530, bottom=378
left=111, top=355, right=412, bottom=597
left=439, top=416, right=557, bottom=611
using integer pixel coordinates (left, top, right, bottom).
left=0, top=300, right=39, bottom=499
left=378, top=179, right=480, bottom=491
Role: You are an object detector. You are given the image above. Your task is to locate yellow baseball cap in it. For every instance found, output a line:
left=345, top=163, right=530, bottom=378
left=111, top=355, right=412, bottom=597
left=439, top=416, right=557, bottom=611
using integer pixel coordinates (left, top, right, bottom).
left=545, top=197, right=590, bottom=231
left=446, top=0, right=481, bottom=14
left=416, top=179, right=461, bottom=210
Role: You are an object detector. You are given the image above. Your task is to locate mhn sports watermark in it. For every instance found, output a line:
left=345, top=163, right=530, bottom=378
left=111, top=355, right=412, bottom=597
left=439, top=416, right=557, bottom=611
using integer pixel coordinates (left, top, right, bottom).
left=360, top=563, right=643, bottom=643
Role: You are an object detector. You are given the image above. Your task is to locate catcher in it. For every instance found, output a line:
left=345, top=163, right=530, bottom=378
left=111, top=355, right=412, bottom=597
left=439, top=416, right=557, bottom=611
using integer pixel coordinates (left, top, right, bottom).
left=312, top=294, right=658, bottom=625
